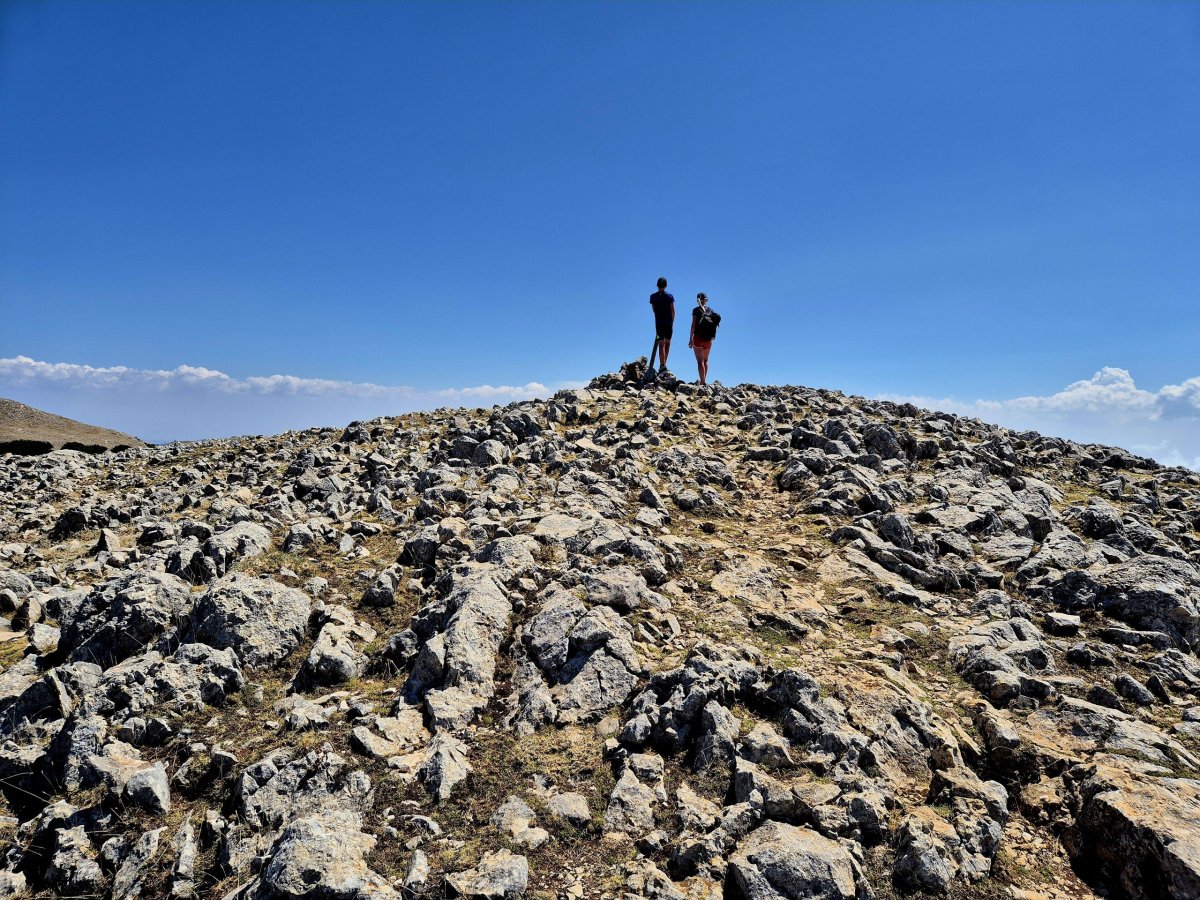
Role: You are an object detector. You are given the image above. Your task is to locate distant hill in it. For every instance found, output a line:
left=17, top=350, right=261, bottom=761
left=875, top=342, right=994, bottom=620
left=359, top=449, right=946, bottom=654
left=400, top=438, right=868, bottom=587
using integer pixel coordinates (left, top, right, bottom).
left=0, top=397, right=146, bottom=454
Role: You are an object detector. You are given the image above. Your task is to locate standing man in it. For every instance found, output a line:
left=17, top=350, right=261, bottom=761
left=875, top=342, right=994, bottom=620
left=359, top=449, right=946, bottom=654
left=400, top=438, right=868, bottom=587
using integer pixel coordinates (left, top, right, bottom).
left=649, top=276, right=675, bottom=372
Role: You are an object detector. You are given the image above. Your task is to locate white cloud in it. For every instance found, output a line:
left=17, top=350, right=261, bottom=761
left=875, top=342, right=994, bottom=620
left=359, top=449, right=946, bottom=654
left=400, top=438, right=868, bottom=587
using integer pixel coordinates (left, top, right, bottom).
left=0, top=356, right=551, bottom=401
left=11, top=355, right=1193, bottom=470
left=879, top=367, right=1200, bottom=471
left=0, top=356, right=572, bottom=443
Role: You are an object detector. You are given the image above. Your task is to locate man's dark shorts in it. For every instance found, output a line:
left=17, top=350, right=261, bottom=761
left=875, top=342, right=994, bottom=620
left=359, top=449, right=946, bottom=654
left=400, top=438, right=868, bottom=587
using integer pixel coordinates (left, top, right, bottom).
left=656, top=320, right=673, bottom=341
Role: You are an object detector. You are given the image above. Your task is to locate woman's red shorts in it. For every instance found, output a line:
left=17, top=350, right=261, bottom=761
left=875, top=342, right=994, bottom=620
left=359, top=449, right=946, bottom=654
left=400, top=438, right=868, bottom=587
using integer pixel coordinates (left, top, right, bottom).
left=692, top=340, right=713, bottom=351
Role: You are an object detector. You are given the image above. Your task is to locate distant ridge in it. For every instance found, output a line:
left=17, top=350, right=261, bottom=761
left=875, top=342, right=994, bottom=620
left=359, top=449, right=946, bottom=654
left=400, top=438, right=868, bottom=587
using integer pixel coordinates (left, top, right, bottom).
left=0, top=397, right=145, bottom=454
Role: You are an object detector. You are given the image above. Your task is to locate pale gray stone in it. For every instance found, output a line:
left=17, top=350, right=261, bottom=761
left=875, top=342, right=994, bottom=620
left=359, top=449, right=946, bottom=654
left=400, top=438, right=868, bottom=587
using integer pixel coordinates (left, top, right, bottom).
left=192, top=574, right=311, bottom=668
left=729, top=821, right=861, bottom=900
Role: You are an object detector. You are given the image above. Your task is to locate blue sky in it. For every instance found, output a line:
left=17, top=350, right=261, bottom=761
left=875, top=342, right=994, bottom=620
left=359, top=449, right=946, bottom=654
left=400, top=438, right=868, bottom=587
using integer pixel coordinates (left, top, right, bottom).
left=2, top=1, right=1199, bottom=459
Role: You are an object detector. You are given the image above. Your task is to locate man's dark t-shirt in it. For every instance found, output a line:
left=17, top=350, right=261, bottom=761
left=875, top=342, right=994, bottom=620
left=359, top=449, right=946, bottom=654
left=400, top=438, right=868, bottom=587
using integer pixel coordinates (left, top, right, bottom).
left=650, top=291, right=675, bottom=339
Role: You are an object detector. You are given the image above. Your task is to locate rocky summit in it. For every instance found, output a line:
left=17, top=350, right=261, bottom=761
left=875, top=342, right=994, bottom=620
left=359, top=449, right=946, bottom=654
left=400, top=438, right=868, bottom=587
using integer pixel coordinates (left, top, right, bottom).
left=1, top=361, right=1200, bottom=900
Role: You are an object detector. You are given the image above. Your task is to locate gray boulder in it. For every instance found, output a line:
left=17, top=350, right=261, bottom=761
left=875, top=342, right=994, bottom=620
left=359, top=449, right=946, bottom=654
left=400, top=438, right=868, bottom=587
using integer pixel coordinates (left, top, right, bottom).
left=877, top=513, right=916, bottom=550
left=728, top=821, right=863, bottom=900
left=82, top=642, right=244, bottom=725
left=110, top=827, right=165, bottom=900
left=361, top=564, right=402, bottom=607
left=490, top=796, right=549, bottom=849
left=1051, top=557, right=1200, bottom=651
left=0, top=872, right=25, bottom=898
left=205, top=521, right=271, bottom=577
left=258, top=806, right=398, bottom=899
left=192, top=574, right=311, bottom=668
left=237, top=748, right=373, bottom=831
left=282, top=523, right=316, bottom=552
left=125, top=763, right=171, bottom=815
left=57, top=571, right=192, bottom=666
left=404, top=850, right=431, bottom=892
left=476, top=536, right=538, bottom=580
left=420, top=732, right=472, bottom=802
left=738, top=721, right=795, bottom=769
left=406, top=569, right=512, bottom=731
left=1114, top=673, right=1156, bottom=707
left=403, top=525, right=441, bottom=566
left=167, top=521, right=272, bottom=583
left=693, top=700, right=739, bottom=772
left=1094, top=557, right=1200, bottom=650
left=0, top=570, right=34, bottom=599
left=1068, top=763, right=1200, bottom=900
left=583, top=566, right=660, bottom=611
left=547, top=791, right=591, bottom=827
left=303, top=618, right=374, bottom=686
left=521, top=588, right=643, bottom=724
left=893, top=809, right=956, bottom=894
left=604, top=769, right=657, bottom=834
left=84, top=741, right=171, bottom=814
left=778, top=458, right=813, bottom=491
left=625, top=643, right=761, bottom=756
left=473, top=440, right=509, bottom=467
left=446, top=849, right=528, bottom=899
left=46, top=825, right=105, bottom=895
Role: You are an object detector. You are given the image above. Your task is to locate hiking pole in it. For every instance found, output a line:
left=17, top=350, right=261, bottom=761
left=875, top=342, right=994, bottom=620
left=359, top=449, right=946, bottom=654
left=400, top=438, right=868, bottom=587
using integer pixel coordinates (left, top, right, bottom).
left=641, top=336, right=661, bottom=386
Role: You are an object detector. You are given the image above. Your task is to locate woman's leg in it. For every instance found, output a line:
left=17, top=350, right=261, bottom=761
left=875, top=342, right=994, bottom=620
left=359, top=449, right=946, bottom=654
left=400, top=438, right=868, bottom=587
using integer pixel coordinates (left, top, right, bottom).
left=699, top=345, right=711, bottom=384
left=693, top=343, right=704, bottom=383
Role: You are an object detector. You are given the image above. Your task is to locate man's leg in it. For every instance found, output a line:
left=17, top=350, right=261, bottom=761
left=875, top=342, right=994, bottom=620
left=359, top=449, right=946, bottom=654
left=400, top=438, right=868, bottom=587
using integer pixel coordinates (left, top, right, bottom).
left=659, top=339, right=671, bottom=369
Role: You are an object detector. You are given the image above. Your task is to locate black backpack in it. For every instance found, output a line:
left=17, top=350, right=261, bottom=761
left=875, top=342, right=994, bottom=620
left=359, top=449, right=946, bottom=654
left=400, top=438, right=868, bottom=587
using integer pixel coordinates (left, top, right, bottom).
left=694, top=306, right=720, bottom=341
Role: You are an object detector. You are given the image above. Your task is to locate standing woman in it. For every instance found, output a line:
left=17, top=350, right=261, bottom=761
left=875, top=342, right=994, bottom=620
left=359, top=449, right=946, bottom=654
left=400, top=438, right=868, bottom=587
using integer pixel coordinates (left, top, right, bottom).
left=688, top=292, right=722, bottom=385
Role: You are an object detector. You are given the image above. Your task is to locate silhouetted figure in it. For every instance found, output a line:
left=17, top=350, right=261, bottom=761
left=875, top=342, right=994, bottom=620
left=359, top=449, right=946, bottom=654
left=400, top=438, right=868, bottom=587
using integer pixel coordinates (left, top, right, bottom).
left=649, top=277, right=675, bottom=371
left=688, top=292, right=721, bottom=385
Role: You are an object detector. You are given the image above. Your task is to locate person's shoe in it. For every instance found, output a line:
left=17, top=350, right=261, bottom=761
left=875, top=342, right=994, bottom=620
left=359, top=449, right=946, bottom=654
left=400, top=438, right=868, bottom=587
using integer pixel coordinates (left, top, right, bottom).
left=659, top=364, right=667, bottom=373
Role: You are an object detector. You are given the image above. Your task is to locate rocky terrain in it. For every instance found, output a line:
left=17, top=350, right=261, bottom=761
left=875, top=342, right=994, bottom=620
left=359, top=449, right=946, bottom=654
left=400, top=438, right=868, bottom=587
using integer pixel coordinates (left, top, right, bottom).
left=0, top=399, right=145, bottom=456
left=1, top=361, right=1199, bottom=900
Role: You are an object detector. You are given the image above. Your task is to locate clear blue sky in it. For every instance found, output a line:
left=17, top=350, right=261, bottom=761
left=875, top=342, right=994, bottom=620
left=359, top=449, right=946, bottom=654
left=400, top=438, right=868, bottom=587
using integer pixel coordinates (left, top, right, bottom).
left=2, top=1, right=1199, bottom=458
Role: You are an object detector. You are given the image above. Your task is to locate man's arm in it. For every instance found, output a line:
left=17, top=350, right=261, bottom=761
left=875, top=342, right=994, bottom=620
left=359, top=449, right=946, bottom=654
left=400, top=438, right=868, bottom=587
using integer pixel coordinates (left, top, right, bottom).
left=671, top=301, right=675, bottom=322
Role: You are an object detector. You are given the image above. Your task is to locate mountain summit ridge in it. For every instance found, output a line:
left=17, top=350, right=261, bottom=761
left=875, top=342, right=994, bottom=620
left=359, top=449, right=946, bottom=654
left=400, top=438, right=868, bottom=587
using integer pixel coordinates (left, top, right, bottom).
left=0, top=397, right=145, bottom=455
left=0, top=364, right=1198, bottom=899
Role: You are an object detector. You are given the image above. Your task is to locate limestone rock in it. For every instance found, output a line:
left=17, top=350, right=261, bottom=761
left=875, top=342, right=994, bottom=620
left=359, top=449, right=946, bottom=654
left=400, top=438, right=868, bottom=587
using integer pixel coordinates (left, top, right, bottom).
left=192, top=574, right=311, bottom=668
left=728, top=821, right=863, bottom=900
left=547, top=791, right=592, bottom=827
left=605, top=769, right=657, bottom=834
left=446, top=849, right=528, bottom=899
left=1067, top=763, right=1200, bottom=899
left=258, top=806, right=399, bottom=899
left=57, top=570, right=192, bottom=665
left=420, top=732, right=472, bottom=802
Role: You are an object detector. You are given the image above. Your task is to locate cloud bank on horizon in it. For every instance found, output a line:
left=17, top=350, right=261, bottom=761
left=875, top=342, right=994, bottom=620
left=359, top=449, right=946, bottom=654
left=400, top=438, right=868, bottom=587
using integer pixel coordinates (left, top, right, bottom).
left=2, top=356, right=1199, bottom=470
left=880, top=367, right=1200, bottom=471
left=0, top=356, right=573, bottom=444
